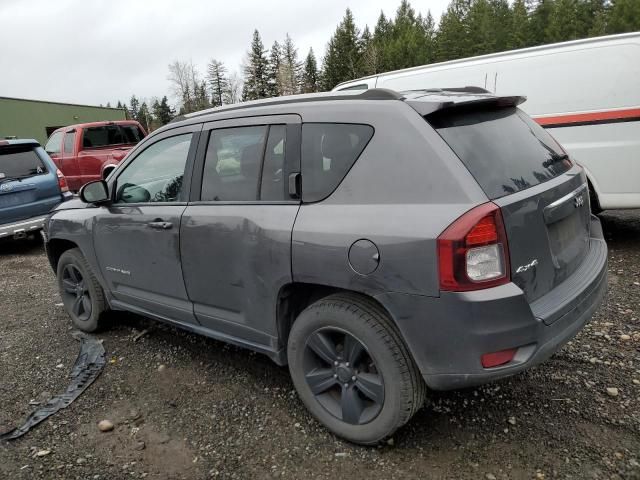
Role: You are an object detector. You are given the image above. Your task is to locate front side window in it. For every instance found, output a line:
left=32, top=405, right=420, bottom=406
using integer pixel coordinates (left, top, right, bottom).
left=115, top=134, right=192, bottom=204
left=45, top=131, right=63, bottom=154
left=63, top=132, right=75, bottom=154
left=301, top=123, right=374, bottom=202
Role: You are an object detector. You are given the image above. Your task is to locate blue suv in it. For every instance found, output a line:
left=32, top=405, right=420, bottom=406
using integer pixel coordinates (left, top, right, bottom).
left=0, top=139, right=72, bottom=240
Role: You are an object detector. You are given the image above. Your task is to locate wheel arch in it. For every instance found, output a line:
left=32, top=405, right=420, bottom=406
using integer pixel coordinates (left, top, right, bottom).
left=275, top=283, right=410, bottom=365
left=46, top=238, right=79, bottom=271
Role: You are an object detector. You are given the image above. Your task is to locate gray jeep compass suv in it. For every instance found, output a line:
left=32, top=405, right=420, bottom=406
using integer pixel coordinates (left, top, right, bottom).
left=44, top=88, right=607, bottom=444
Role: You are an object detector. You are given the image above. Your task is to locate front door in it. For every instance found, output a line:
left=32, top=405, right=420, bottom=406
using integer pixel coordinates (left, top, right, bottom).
left=93, top=124, right=201, bottom=324
left=180, top=115, right=301, bottom=349
left=61, top=130, right=81, bottom=190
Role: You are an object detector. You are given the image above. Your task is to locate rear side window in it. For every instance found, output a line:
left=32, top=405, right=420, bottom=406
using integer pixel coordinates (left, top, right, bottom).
left=82, top=125, right=145, bottom=148
left=428, top=107, right=571, bottom=199
left=0, top=146, right=47, bottom=179
left=301, top=123, right=374, bottom=202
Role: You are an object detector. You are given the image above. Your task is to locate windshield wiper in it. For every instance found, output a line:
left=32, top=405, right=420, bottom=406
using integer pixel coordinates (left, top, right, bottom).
left=543, top=153, right=569, bottom=168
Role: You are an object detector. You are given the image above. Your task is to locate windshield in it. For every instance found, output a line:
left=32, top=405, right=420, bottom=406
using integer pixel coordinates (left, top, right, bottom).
left=82, top=124, right=145, bottom=149
left=0, top=146, right=47, bottom=180
left=428, top=106, right=571, bottom=199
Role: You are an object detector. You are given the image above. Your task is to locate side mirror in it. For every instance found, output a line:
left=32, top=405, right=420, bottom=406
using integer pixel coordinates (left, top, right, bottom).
left=79, top=180, right=110, bottom=205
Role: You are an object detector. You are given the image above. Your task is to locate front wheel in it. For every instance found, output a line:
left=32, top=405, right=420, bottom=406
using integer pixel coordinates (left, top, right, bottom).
left=57, top=248, right=108, bottom=332
left=287, top=293, right=426, bottom=445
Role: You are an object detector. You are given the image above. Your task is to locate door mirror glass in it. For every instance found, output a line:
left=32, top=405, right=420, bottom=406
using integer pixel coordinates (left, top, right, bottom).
left=79, top=180, right=109, bottom=204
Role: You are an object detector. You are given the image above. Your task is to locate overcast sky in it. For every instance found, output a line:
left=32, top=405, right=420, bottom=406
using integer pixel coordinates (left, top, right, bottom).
left=0, top=0, right=450, bottom=108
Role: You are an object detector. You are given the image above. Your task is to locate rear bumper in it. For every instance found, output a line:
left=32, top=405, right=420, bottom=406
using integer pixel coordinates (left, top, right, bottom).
left=0, top=215, right=48, bottom=239
left=376, top=215, right=608, bottom=391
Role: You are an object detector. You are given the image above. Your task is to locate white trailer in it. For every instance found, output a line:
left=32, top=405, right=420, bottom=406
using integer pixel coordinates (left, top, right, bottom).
left=334, top=32, right=640, bottom=210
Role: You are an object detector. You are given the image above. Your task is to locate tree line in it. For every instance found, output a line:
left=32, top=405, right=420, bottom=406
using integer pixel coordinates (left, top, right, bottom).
left=111, top=0, right=640, bottom=130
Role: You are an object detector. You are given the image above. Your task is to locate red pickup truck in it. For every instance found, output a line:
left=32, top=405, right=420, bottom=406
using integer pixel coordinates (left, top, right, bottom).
left=44, top=121, right=146, bottom=191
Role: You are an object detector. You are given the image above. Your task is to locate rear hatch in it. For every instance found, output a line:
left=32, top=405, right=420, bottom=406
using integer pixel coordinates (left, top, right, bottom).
left=0, top=144, right=61, bottom=225
left=427, top=105, right=590, bottom=303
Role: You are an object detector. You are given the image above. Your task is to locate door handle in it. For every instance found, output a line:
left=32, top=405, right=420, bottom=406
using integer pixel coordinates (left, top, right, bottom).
left=147, top=220, right=173, bottom=230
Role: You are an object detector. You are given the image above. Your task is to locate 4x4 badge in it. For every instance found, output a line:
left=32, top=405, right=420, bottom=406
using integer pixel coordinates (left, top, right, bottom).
left=574, top=194, right=585, bottom=208
left=516, top=259, right=538, bottom=273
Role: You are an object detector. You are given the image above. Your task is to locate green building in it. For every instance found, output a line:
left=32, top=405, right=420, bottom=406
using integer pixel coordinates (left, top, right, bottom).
left=0, top=96, right=126, bottom=145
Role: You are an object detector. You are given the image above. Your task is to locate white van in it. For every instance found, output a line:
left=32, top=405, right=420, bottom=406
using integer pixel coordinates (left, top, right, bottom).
left=333, top=32, right=640, bottom=211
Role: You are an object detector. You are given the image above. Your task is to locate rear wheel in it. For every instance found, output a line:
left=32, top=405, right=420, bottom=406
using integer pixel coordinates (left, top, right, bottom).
left=287, top=293, right=425, bottom=445
left=57, top=248, right=108, bottom=332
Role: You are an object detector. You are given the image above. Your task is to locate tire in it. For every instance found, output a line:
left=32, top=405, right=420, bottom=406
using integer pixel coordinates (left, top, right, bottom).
left=56, top=248, right=108, bottom=332
left=588, top=182, right=603, bottom=215
left=287, top=293, right=426, bottom=445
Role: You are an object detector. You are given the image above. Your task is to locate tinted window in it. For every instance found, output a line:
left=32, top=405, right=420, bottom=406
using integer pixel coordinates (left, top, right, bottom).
left=428, top=107, right=571, bottom=199
left=260, top=125, right=286, bottom=201
left=63, top=132, right=75, bottom=154
left=338, top=84, right=368, bottom=91
left=201, top=126, right=267, bottom=201
left=45, top=132, right=63, bottom=154
left=301, top=123, right=373, bottom=202
left=0, top=146, right=47, bottom=179
left=115, top=134, right=192, bottom=203
left=83, top=125, right=145, bottom=148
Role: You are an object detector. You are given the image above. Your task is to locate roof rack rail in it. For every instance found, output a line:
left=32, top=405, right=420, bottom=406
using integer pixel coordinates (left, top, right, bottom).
left=181, top=88, right=403, bottom=121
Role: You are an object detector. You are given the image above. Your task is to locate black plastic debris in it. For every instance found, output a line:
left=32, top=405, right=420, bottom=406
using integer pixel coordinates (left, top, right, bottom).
left=0, top=332, right=106, bottom=441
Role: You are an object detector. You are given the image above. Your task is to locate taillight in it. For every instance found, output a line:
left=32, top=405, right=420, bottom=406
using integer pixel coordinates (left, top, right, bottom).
left=437, top=202, right=510, bottom=291
left=56, top=169, right=69, bottom=193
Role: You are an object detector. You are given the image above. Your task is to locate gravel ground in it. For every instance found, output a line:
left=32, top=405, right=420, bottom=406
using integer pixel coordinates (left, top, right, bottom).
left=0, top=210, right=639, bottom=480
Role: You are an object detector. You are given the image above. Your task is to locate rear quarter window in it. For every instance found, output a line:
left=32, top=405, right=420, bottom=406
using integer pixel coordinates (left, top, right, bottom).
left=301, top=123, right=373, bottom=202
left=427, top=106, right=571, bottom=199
left=0, top=146, right=47, bottom=179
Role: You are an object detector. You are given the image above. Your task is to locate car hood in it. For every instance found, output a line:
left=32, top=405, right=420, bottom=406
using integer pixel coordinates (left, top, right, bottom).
left=51, top=196, right=92, bottom=212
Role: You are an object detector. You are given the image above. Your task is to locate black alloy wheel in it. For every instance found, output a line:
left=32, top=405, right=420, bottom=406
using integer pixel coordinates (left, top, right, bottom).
left=303, top=327, right=384, bottom=425
left=60, top=264, right=92, bottom=322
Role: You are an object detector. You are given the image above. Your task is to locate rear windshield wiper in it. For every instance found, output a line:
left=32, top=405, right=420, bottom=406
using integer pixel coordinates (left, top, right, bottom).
left=543, top=153, right=569, bottom=168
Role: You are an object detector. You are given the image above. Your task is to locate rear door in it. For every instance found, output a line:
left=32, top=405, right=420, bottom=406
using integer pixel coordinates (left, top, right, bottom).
left=427, top=105, right=590, bottom=303
left=0, top=144, right=61, bottom=225
left=180, top=115, right=301, bottom=347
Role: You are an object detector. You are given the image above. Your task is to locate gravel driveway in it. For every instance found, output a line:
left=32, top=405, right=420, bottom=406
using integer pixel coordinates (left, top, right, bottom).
left=1, top=211, right=639, bottom=480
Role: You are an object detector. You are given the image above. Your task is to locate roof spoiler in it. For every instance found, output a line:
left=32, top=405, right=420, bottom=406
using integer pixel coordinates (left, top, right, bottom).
left=407, top=95, right=526, bottom=116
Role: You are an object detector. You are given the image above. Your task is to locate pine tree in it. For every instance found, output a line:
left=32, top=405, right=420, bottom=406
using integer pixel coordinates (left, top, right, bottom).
left=207, top=59, right=229, bottom=107
left=242, top=29, right=269, bottom=101
left=301, top=48, right=319, bottom=93
left=607, top=0, right=640, bottom=34
left=372, top=11, right=392, bottom=72
left=529, top=0, right=555, bottom=45
left=129, top=95, right=140, bottom=120
left=137, top=102, right=151, bottom=131
left=281, top=34, right=301, bottom=95
left=153, top=96, right=174, bottom=125
left=509, top=0, right=531, bottom=48
left=467, top=0, right=496, bottom=55
left=266, top=41, right=282, bottom=97
left=116, top=101, right=123, bottom=109
left=546, top=0, right=579, bottom=43
left=359, top=25, right=379, bottom=76
left=321, top=9, right=362, bottom=90
left=106, top=102, right=112, bottom=108
left=436, top=0, right=472, bottom=61
left=385, top=1, right=433, bottom=70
